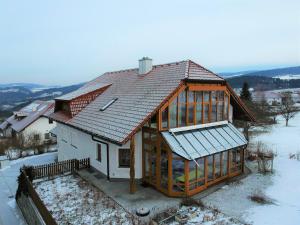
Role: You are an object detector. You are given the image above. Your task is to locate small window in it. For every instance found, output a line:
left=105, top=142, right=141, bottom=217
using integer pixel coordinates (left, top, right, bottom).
left=34, top=134, right=40, bottom=140
left=97, top=144, right=101, bottom=162
left=49, top=118, right=53, bottom=124
left=100, top=98, right=118, bottom=111
left=118, top=148, right=130, bottom=168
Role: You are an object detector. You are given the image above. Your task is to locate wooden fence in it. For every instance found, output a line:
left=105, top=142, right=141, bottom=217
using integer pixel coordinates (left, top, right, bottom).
left=33, top=158, right=90, bottom=180
left=20, top=170, right=58, bottom=225
left=17, top=158, right=90, bottom=225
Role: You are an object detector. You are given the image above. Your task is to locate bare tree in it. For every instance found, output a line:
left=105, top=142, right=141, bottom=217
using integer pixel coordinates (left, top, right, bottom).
left=279, top=92, right=298, bottom=126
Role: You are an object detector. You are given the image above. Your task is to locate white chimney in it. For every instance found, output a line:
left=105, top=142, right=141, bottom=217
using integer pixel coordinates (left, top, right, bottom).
left=138, top=57, right=152, bottom=75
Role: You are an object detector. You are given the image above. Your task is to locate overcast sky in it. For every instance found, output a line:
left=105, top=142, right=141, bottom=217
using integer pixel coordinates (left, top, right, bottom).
left=0, top=0, right=299, bottom=85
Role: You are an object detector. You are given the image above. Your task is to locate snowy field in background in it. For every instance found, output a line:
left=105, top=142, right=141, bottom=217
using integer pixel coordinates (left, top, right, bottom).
left=202, top=114, right=300, bottom=225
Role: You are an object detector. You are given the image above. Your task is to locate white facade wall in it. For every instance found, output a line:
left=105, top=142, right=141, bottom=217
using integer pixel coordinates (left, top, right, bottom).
left=21, top=117, right=56, bottom=142
left=56, top=123, right=143, bottom=179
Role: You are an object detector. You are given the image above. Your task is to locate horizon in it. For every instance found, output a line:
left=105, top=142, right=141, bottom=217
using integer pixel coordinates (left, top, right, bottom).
left=0, top=0, right=299, bottom=85
left=1, top=64, right=300, bottom=87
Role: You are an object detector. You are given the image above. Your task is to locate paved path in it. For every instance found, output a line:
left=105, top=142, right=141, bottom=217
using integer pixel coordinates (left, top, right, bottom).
left=0, top=152, right=57, bottom=225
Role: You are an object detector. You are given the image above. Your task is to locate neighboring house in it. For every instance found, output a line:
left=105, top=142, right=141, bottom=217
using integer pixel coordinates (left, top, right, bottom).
left=48, top=58, right=255, bottom=197
left=0, top=101, right=57, bottom=145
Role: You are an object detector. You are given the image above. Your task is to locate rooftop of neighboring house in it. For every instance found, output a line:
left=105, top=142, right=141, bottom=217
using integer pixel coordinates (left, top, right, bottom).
left=0, top=100, right=54, bottom=132
left=48, top=58, right=254, bottom=145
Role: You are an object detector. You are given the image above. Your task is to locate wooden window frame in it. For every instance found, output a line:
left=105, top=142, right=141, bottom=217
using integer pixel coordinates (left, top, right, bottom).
left=118, top=148, right=130, bottom=168
left=97, top=144, right=102, bottom=162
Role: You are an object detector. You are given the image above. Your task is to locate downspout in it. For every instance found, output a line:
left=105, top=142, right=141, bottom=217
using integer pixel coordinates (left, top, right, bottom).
left=92, top=136, right=110, bottom=180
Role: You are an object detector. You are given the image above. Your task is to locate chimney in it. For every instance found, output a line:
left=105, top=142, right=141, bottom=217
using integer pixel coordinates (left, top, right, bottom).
left=138, top=57, right=152, bottom=75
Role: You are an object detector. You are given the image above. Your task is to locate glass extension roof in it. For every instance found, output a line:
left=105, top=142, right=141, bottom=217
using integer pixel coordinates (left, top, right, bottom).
left=161, top=121, right=247, bottom=160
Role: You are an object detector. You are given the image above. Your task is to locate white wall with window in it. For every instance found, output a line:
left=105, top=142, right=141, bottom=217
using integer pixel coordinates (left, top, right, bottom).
left=56, top=123, right=143, bottom=179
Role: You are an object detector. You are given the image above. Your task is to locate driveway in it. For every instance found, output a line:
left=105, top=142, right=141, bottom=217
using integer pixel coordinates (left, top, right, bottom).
left=0, top=152, right=57, bottom=225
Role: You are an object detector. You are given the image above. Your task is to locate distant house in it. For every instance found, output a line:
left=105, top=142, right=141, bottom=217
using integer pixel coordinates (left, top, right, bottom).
left=48, top=58, right=254, bottom=197
left=0, top=101, right=57, bottom=145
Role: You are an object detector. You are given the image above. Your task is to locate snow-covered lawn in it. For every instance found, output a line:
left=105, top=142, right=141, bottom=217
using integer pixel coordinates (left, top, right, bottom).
left=169, top=206, right=243, bottom=225
left=34, top=175, right=141, bottom=225
left=202, top=114, right=300, bottom=225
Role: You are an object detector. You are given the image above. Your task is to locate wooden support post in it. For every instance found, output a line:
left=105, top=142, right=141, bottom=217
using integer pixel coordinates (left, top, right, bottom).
left=130, top=136, right=136, bottom=194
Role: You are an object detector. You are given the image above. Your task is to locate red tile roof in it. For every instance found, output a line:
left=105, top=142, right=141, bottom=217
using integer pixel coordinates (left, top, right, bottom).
left=49, top=60, right=253, bottom=144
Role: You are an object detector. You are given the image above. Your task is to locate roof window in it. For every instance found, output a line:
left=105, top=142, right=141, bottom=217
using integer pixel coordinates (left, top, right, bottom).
left=100, top=98, right=118, bottom=111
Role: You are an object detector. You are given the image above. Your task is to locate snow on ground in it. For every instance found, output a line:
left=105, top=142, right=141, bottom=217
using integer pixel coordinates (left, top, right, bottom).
left=169, top=206, right=243, bottom=225
left=202, top=114, right=300, bottom=225
left=0, top=152, right=57, bottom=225
left=34, top=175, right=141, bottom=225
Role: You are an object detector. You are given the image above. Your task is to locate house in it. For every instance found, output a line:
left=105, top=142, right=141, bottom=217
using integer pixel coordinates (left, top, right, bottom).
left=0, top=100, right=57, bottom=145
left=48, top=58, right=255, bottom=197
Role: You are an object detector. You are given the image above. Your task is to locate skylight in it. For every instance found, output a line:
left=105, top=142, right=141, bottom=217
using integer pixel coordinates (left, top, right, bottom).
left=100, top=98, right=118, bottom=111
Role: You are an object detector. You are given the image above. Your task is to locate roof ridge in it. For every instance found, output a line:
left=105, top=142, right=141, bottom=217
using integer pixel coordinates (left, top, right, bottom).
left=103, top=60, right=187, bottom=75
left=187, top=60, right=224, bottom=80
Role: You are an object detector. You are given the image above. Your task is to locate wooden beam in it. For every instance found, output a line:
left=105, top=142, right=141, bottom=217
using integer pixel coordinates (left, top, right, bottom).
left=188, top=85, right=226, bottom=91
left=130, top=136, right=136, bottom=194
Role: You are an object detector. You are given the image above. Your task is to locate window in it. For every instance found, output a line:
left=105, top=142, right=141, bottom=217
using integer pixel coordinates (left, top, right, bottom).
left=195, top=91, right=203, bottom=124
left=119, top=148, right=130, bottom=168
left=49, top=118, right=53, bottom=124
left=161, top=107, right=168, bottom=129
left=34, top=134, right=40, bottom=141
left=169, top=98, right=177, bottom=128
left=97, top=144, right=101, bottom=162
left=187, top=91, right=194, bottom=125
left=100, top=98, right=118, bottom=111
left=178, top=90, right=187, bottom=127
left=44, top=133, right=50, bottom=139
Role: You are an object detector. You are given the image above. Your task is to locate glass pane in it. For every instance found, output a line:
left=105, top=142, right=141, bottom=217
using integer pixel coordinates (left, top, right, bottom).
left=162, top=107, right=168, bottom=129
left=188, top=104, right=194, bottom=124
left=222, top=152, right=228, bottom=176
left=211, top=102, right=217, bottom=122
left=224, top=93, right=229, bottom=120
left=188, top=91, right=194, bottom=103
left=218, top=91, right=224, bottom=101
left=160, top=147, right=168, bottom=190
left=203, top=104, right=209, bottom=123
left=217, top=102, right=224, bottom=121
left=172, top=158, right=185, bottom=192
left=170, top=98, right=177, bottom=128
left=195, top=91, right=203, bottom=103
left=189, top=161, right=197, bottom=190
left=197, top=158, right=205, bottom=187
left=145, top=151, right=151, bottom=180
left=207, top=155, right=214, bottom=181
left=179, top=90, right=186, bottom=104
left=214, top=153, right=221, bottom=178
left=196, top=104, right=202, bottom=124
left=211, top=91, right=217, bottom=102
left=178, top=104, right=186, bottom=127
left=150, top=114, right=157, bottom=128
left=203, top=91, right=210, bottom=102
left=151, top=147, right=157, bottom=184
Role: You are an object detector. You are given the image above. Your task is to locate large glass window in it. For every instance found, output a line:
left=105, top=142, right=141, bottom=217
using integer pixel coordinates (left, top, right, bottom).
left=207, top=155, right=214, bottom=181
left=230, top=149, right=242, bottom=173
left=222, top=151, right=228, bottom=176
left=160, top=142, right=169, bottom=190
left=160, top=88, right=228, bottom=129
left=170, top=98, right=177, bottom=128
left=178, top=90, right=187, bottom=127
left=187, top=91, right=194, bottom=125
left=172, top=156, right=185, bottom=192
left=162, top=107, right=168, bottom=129
left=195, top=92, right=203, bottom=124
left=214, top=153, right=221, bottom=178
